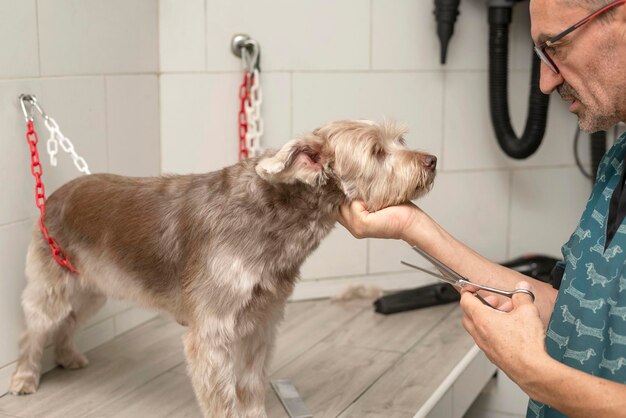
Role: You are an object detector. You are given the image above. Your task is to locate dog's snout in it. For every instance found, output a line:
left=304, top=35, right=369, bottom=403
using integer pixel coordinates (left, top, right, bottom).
left=422, top=155, right=437, bottom=170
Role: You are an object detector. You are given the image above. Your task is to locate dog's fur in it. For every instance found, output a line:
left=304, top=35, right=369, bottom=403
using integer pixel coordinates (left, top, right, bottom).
left=9, top=120, right=436, bottom=417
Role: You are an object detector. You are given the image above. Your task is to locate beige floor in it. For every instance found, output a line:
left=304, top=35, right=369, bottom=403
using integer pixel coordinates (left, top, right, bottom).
left=0, top=298, right=472, bottom=418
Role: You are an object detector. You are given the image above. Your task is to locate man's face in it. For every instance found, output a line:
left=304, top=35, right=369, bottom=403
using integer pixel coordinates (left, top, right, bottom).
left=530, top=0, right=626, bottom=132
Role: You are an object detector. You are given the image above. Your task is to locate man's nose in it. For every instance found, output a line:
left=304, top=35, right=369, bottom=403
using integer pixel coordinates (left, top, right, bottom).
left=539, top=61, right=564, bottom=94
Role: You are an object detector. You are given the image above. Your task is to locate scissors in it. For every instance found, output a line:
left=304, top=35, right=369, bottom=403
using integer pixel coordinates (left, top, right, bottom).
left=402, top=246, right=535, bottom=309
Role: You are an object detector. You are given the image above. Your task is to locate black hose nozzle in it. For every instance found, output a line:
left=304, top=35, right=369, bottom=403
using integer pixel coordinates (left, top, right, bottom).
left=488, top=5, right=550, bottom=159
left=434, top=0, right=461, bottom=65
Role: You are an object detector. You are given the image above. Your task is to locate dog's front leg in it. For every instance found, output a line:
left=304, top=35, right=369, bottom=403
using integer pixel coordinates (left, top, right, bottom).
left=235, top=322, right=279, bottom=418
left=183, top=327, right=239, bottom=418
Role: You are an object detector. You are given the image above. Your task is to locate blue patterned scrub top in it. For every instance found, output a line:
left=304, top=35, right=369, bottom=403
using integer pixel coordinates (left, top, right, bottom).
left=527, top=133, right=626, bottom=417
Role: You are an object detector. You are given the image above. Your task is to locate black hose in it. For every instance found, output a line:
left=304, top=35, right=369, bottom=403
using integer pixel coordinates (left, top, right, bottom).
left=488, top=6, right=550, bottom=159
left=434, top=0, right=461, bottom=64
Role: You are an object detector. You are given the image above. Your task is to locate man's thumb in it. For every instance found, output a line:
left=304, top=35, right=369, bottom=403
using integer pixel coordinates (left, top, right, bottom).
left=512, top=281, right=534, bottom=306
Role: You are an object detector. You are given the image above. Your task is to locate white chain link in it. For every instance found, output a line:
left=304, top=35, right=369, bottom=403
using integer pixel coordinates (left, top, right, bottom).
left=44, top=118, right=60, bottom=167
left=244, top=69, right=264, bottom=157
left=43, top=116, right=91, bottom=175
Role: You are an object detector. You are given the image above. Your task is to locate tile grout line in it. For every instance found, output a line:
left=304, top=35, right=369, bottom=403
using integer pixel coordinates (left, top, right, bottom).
left=204, top=0, right=208, bottom=72
left=290, top=72, right=294, bottom=137
left=441, top=70, right=447, bottom=170
left=0, top=72, right=164, bottom=82
left=270, top=304, right=369, bottom=375
left=81, top=360, right=187, bottom=418
left=0, top=219, right=31, bottom=230
left=366, top=239, right=370, bottom=275
left=369, top=0, right=373, bottom=70
left=156, top=0, right=161, bottom=74
left=35, top=0, right=42, bottom=77
left=506, top=169, right=514, bottom=259
left=402, top=304, right=459, bottom=353
left=103, top=76, right=110, bottom=172
left=0, top=68, right=539, bottom=81
left=103, top=315, right=161, bottom=341
left=0, top=412, right=23, bottom=418
left=335, top=305, right=460, bottom=417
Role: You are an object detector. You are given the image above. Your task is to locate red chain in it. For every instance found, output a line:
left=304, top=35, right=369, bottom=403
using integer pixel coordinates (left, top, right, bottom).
left=26, top=121, right=77, bottom=273
left=238, top=71, right=251, bottom=160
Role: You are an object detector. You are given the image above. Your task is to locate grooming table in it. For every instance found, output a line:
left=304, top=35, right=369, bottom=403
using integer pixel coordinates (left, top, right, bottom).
left=266, top=302, right=496, bottom=418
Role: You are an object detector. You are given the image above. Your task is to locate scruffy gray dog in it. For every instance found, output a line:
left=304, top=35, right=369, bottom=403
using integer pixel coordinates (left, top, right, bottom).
left=9, top=119, right=437, bottom=417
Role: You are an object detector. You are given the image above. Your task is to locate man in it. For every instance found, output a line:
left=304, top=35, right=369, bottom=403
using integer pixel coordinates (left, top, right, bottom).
left=339, top=1, right=626, bottom=417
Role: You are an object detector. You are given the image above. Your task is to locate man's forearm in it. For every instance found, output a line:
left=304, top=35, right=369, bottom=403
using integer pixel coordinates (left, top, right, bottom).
left=514, top=354, right=626, bottom=418
left=401, top=209, right=558, bottom=326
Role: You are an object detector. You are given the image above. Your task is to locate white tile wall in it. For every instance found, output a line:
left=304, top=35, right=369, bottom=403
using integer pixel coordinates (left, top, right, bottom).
left=205, top=0, right=370, bottom=71
left=159, top=0, right=206, bottom=72
left=38, top=0, right=158, bottom=76
left=372, top=0, right=441, bottom=71
left=161, top=72, right=291, bottom=173
left=106, top=75, right=161, bottom=176
left=509, top=167, right=591, bottom=258
left=373, top=0, right=489, bottom=71
left=301, top=227, right=367, bottom=280
left=160, top=73, right=239, bottom=173
left=465, top=373, right=528, bottom=418
left=510, top=2, right=533, bottom=73
left=0, top=0, right=39, bottom=79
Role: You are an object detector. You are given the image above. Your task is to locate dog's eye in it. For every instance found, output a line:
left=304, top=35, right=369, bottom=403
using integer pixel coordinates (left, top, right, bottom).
left=397, top=136, right=406, bottom=146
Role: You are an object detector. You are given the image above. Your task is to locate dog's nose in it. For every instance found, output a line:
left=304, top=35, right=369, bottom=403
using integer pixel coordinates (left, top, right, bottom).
left=422, top=155, right=437, bottom=170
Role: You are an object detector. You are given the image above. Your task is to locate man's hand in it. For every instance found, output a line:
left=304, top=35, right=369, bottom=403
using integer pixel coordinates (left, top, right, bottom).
left=480, top=294, right=513, bottom=312
left=338, top=200, right=421, bottom=240
left=460, top=281, right=549, bottom=380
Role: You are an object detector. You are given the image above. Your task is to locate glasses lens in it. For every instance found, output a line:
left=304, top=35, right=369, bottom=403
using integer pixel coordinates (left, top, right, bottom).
left=534, top=46, right=559, bottom=74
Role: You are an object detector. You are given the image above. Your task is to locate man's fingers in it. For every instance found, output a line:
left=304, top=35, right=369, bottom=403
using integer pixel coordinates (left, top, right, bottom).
left=338, top=204, right=350, bottom=222
left=460, top=290, right=484, bottom=319
left=482, top=294, right=500, bottom=307
left=350, top=200, right=369, bottom=220
left=512, top=281, right=534, bottom=307
left=498, top=300, right=513, bottom=312
left=481, top=294, right=514, bottom=312
left=337, top=201, right=371, bottom=238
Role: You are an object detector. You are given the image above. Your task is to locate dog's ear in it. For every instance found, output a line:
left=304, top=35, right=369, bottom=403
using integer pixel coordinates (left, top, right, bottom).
left=256, top=133, right=329, bottom=186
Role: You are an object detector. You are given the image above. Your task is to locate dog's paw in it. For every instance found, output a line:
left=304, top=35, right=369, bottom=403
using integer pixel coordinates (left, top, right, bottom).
left=9, top=373, right=39, bottom=395
left=56, top=350, right=89, bottom=369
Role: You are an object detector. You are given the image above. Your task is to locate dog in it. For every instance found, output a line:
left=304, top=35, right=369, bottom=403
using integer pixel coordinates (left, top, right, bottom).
left=9, top=119, right=437, bottom=417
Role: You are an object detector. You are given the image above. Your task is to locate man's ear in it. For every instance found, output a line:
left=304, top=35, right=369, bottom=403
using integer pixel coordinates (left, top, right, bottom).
left=256, top=134, right=329, bottom=186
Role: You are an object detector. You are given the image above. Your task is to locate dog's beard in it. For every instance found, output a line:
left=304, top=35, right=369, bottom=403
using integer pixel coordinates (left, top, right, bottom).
left=362, top=170, right=435, bottom=212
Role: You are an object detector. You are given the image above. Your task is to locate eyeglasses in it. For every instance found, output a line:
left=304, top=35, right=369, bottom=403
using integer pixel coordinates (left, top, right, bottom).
left=534, top=0, right=626, bottom=74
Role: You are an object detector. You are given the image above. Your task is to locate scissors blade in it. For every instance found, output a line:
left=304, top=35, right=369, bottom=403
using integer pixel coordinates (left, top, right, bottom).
left=411, top=246, right=469, bottom=283
left=400, top=261, right=460, bottom=287
left=408, top=246, right=536, bottom=304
